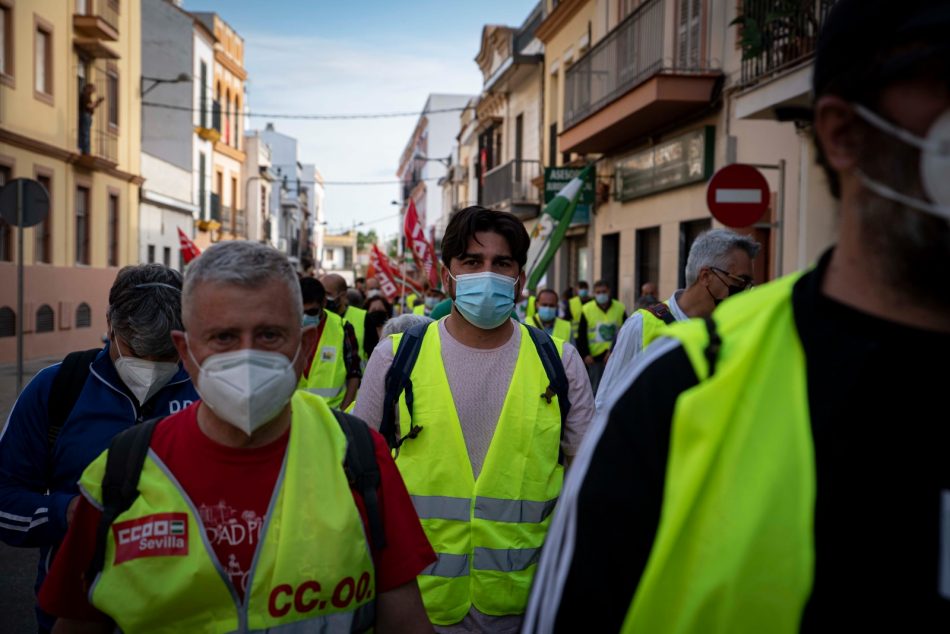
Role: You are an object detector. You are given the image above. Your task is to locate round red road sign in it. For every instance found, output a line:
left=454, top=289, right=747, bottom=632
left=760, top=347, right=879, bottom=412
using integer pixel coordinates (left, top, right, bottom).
left=706, top=164, right=770, bottom=228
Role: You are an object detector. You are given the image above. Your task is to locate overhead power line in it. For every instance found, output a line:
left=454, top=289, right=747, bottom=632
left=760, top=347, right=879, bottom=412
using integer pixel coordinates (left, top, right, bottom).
left=274, top=178, right=441, bottom=186
left=143, top=101, right=474, bottom=120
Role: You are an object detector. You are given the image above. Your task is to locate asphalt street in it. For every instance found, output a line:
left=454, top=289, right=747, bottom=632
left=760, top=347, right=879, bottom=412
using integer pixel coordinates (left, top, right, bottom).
left=1, top=356, right=62, bottom=633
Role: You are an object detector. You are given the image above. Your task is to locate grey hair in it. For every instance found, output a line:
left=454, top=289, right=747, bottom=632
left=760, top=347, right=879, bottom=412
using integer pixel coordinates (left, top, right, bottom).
left=107, top=264, right=184, bottom=358
left=183, top=241, right=302, bottom=323
left=382, top=313, right=433, bottom=338
left=684, top=229, right=761, bottom=287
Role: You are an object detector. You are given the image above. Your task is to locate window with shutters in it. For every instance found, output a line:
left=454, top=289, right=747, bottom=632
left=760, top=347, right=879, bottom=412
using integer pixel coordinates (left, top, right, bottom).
left=35, top=173, right=52, bottom=264
left=676, top=0, right=704, bottom=69
left=75, top=302, right=91, bottom=328
left=36, top=304, right=54, bottom=333
left=0, top=306, right=14, bottom=337
left=75, top=185, right=90, bottom=265
left=0, top=164, right=12, bottom=262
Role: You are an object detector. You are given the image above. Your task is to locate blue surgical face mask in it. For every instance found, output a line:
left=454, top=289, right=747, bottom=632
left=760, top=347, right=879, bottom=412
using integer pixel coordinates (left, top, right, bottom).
left=596, top=293, right=610, bottom=305
left=449, top=271, right=517, bottom=330
left=578, top=288, right=589, bottom=299
left=424, top=296, right=438, bottom=309
left=302, top=308, right=322, bottom=328
left=538, top=306, right=557, bottom=323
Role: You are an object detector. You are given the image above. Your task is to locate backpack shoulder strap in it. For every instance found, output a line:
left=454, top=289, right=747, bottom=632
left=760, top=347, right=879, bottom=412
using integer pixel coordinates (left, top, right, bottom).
left=48, top=348, right=102, bottom=451
left=380, top=321, right=429, bottom=451
left=333, top=410, right=386, bottom=551
left=86, top=417, right=162, bottom=584
left=524, top=325, right=572, bottom=465
left=644, top=303, right=676, bottom=325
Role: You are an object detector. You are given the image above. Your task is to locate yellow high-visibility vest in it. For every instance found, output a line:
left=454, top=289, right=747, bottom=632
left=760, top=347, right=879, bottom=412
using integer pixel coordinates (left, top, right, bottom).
left=532, top=314, right=572, bottom=342
left=622, top=274, right=814, bottom=633
left=391, top=322, right=564, bottom=625
left=582, top=299, right=625, bottom=357
left=83, top=392, right=375, bottom=634
left=343, top=305, right=367, bottom=362
left=299, top=311, right=347, bottom=408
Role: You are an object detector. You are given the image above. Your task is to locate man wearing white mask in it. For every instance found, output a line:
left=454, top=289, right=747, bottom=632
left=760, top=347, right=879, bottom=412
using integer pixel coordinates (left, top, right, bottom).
left=40, top=241, right=435, bottom=633
left=524, top=1, right=950, bottom=630
left=354, top=206, right=594, bottom=632
left=0, top=263, right=198, bottom=634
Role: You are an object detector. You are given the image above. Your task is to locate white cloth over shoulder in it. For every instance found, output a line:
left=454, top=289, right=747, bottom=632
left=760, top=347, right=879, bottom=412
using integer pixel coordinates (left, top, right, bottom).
left=593, top=291, right=688, bottom=414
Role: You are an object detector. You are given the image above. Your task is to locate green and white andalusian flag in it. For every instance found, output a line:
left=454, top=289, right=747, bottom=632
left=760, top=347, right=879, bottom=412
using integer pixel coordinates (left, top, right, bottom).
left=525, top=163, right=593, bottom=292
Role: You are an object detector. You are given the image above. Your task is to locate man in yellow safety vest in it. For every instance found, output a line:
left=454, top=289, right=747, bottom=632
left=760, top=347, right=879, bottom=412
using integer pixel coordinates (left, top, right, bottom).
left=39, top=241, right=435, bottom=633
left=354, top=206, right=594, bottom=631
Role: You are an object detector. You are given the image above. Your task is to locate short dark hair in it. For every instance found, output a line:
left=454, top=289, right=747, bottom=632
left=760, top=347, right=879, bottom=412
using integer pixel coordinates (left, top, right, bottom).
left=107, top=264, right=184, bottom=358
left=355, top=277, right=366, bottom=284
left=299, top=277, right=326, bottom=305
left=594, top=280, right=609, bottom=289
left=537, top=288, right=558, bottom=303
left=441, top=206, right=529, bottom=270
left=578, top=281, right=589, bottom=289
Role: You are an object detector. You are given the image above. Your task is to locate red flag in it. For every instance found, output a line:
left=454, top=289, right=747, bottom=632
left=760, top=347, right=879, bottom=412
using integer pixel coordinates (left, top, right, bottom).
left=369, top=244, right=400, bottom=301
left=177, top=227, right=201, bottom=264
left=404, top=200, right=439, bottom=288
left=373, top=244, right=423, bottom=298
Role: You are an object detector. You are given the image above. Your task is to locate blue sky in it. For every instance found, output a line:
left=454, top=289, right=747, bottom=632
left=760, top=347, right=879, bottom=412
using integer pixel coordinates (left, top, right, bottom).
left=187, top=0, right=540, bottom=242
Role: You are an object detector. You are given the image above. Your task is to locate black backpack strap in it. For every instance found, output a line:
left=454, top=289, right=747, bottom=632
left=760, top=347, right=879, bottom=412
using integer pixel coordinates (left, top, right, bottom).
left=333, top=410, right=386, bottom=552
left=47, top=348, right=101, bottom=451
left=644, top=303, right=676, bottom=325
left=86, top=417, right=162, bottom=584
left=380, top=322, right=430, bottom=452
left=703, top=316, right=722, bottom=379
left=524, top=325, right=572, bottom=465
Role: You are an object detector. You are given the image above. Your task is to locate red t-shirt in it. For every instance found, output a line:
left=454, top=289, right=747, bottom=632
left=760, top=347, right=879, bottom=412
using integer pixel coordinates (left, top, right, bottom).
left=40, top=402, right=435, bottom=621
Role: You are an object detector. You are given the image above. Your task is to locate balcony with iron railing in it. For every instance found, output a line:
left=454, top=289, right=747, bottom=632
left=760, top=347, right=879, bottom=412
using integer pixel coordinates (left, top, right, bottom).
left=197, top=99, right=222, bottom=142
left=73, top=0, right=119, bottom=42
left=560, top=0, right=722, bottom=155
left=482, top=160, right=542, bottom=218
left=737, top=0, right=836, bottom=87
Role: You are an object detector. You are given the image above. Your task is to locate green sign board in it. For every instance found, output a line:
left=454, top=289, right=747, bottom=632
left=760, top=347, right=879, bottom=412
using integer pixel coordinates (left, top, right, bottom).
left=544, top=167, right=595, bottom=226
left=615, top=126, right=715, bottom=202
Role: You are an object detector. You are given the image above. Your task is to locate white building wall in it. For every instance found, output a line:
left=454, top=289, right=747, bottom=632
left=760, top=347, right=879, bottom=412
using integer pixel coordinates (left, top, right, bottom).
left=419, top=94, right=474, bottom=235
left=139, top=153, right=194, bottom=271
left=193, top=29, right=214, bottom=224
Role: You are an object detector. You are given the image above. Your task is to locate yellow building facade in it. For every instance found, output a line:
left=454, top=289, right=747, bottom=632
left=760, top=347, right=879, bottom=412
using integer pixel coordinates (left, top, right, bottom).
left=0, top=0, right=142, bottom=362
left=193, top=12, right=246, bottom=246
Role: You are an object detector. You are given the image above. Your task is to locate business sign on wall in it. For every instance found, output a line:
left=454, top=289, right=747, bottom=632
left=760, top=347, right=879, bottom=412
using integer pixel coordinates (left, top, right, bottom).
left=544, top=167, right=595, bottom=226
left=615, top=126, right=715, bottom=202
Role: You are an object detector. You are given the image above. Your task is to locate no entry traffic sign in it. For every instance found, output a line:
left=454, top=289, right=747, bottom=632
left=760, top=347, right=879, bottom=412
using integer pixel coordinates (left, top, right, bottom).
left=706, top=164, right=770, bottom=228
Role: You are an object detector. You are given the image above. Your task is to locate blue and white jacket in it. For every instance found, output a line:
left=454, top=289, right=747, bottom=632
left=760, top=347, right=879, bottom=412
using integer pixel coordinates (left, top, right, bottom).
left=0, top=344, right=197, bottom=624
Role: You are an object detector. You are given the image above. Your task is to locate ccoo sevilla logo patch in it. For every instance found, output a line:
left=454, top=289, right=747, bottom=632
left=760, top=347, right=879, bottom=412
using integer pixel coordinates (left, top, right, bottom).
left=112, top=513, right=189, bottom=565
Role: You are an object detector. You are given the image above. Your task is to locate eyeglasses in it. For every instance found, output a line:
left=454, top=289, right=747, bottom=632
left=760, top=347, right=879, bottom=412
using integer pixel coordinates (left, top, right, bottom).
left=710, top=267, right=754, bottom=293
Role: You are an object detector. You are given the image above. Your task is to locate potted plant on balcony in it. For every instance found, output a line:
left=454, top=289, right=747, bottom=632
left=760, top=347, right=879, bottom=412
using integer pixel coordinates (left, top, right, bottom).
left=731, top=0, right=834, bottom=76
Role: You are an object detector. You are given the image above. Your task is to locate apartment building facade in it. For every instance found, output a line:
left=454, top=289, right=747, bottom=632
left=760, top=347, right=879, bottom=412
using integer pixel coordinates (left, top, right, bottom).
left=193, top=12, right=246, bottom=244
left=0, top=0, right=142, bottom=362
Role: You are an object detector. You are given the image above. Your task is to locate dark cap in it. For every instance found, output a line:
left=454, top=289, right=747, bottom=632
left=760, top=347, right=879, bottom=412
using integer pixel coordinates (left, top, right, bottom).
left=813, top=0, right=950, bottom=104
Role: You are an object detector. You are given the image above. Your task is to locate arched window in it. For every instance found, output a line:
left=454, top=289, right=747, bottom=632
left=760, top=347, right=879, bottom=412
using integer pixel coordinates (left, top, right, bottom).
left=0, top=307, right=14, bottom=337
left=223, top=87, right=231, bottom=145
left=76, top=302, right=91, bottom=328
left=233, top=95, right=241, bottom=148
left=36, top=304, right=55, bottom=333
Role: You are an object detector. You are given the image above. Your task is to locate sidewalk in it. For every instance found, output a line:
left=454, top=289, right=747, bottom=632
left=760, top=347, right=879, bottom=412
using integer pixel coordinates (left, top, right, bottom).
left=0, top=356, right=61, bottom=429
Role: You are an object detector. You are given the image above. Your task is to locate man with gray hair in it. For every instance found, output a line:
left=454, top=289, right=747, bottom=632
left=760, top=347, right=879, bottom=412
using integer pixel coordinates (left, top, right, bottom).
left=0, top=263, right=198, bottom=633
left=41, top=241, right=435, bottom=633
left=594, top=228, right=759, bottom=414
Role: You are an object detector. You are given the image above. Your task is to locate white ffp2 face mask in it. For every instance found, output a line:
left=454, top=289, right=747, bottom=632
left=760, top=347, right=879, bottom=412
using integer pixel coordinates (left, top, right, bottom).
left=190, top=344, right=300, bottom=436
left=853, top=104, right=950, bottom=220
left=112, top=335, right=180, bottom=406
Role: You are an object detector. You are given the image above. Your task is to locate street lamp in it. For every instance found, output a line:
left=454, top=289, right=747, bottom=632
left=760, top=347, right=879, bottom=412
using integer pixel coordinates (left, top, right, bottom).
left=141, top=72, right=191, bottom=97
left=412, top=152, right=452, bottom=168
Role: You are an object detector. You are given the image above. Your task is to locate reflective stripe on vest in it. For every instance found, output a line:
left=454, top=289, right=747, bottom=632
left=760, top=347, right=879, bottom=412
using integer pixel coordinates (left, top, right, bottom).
left=621, top=273, right=814, bottom=633
left=583, top=299, right=625, bottom=357
left=299, top=311, right=347, bottom=409
left=81, top=391, right=376, bottom=633
left=392, top=322, right=564, bottom=625
left=343, top=306, right=367, bottom=361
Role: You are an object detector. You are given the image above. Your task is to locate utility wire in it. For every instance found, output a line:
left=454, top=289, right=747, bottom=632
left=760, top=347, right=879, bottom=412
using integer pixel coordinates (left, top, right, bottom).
left=143, top=101, right=474, bottom=120
left=274, top=178, right=441, bottom=186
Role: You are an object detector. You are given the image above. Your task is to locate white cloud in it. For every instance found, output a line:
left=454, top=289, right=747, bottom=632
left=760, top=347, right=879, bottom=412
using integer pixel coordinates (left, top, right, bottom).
left=241, top=32, right=480, bottom=239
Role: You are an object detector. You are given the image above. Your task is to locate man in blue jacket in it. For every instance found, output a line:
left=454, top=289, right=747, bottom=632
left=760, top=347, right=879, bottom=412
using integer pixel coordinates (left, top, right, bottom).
left=0, top=263, right=198, bottom=633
